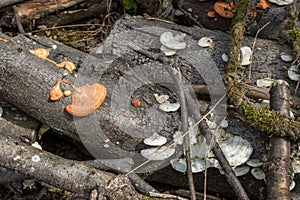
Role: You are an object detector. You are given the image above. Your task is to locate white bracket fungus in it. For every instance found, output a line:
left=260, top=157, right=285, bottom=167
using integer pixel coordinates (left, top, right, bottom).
left=251, top=167, right=266, bottom=180
left=143, top=132, right=167, bottom=146
left=221, top=53, right=228, bottom=62
left=141, top=146, right=175, bottom=161
left=269, top=0, right=293, bottom=5
left=219, top=165, right=250, bottom=176
left=153, top=93, right=169, bottom=104
left=246, top=159, right=264, bottom=167
left=159, top=101, right=180, bottom=112
left=31, top=142, right=42, bottom=150
left=159, top=32, right=186, bottom=56
left=240, top=46, right=252, bottom=66
left=198, top=37, right=213, bottom=48
left=280, top=53, right=293, bottom=62
left=256, top=77, right=275, bottom=88
left=288, top=65, right=300, bottom=81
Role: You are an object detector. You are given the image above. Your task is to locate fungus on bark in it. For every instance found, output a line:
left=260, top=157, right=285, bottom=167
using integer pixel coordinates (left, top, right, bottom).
left=65, top=83, right=107, bottom=116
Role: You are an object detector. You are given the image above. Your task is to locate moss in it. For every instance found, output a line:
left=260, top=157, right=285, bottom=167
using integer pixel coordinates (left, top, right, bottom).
left=242, top=103, right=300, bottom=140
left=226, top=0, right=251, bottom=75
left=232, top=0, right=251, bottom=25
left=289, top=28, right=300, bottom=42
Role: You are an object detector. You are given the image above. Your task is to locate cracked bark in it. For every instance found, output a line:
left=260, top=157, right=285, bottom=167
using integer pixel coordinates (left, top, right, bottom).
left=266, top=80, right=293, bottom=200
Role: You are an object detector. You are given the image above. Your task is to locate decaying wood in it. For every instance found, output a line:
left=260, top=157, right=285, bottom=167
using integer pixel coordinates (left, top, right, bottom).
left=266, top=80, right=292, bottom=200
left=0, top=15, right=299, bottom=199
left=0, top=133, right=114, bottom=193
left=191, top=84, right=300, bottom=108
left=0, top=0, right=25, bottom=9
left=16, top=0, right=90, bottom=19
left=0, top=133, right=172, bottom=199
left=0, top=168, right=25, bottom=184
left=36, top=0, right=116, bottom=27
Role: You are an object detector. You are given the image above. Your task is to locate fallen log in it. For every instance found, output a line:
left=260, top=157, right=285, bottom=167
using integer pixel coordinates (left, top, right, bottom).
left=266, top=80, right=292, bottom=199
left=0, top=134, right=114, bottom=193
left=0, top=15, right=299, bottom=199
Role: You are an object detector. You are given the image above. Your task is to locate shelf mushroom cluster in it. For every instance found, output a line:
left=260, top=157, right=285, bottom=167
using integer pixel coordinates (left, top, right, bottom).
left=160, top=31, right=187, bottom=56
left=30, top=48, right=107, bottom=117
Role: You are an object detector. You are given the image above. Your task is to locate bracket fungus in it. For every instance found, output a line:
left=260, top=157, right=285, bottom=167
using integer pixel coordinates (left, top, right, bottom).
left=57, top=61, right=76, bottom=73
left=29, top=48, right=49, bottom=59
left=159, top=31, right=186, bottom=56
left=143, top=133, right=167, bottom=146
left=288, top=65, right=300, bottom=81
left=159, top=101, right=180, bottom=112
left=213, top=2, right=235, bottom=19
left=240, top=46, right=252, bottom=66
left=63, top=90, right=72, bottom=97
left=153, top=93, right=169, bottom=104
left=160, top=45, right=177, bottom=57
left=219, top=165, right=250, bottom=176
left=50, top=80, right=64, bottom=101
left=198, top=37, right=213, bottom=48
left=141, top=146, right=175, bottom=161
left=171, top=129, right=253, bottom=174
left=65, top=83, right=107, bottom=116
left=160, top=32, right=186, bottom=50
left=256, top=77, right=275, bottom=88
left=269, top=0, right=293, bottom=5
left=251, top=167, right=266, bottom=180
left=280, top=53, right=293, bottom=62
left=30, top=48, right=77, bottom=73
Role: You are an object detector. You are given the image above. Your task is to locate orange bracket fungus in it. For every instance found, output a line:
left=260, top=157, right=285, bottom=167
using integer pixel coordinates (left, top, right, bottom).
left=213, top=2, right=235, bottom=19
left=50, top=80, right=64, bottom=101
left=57, top=61, right=76, bottom=73
left=50, top=80, right=75, bottom=101
left=65, top=83, right=107, bottom=116
left=0, top=38, right=10, bottom=43
left=29, top=48, right=50, bottom=59
left=30, top=48, right=77, bottom=73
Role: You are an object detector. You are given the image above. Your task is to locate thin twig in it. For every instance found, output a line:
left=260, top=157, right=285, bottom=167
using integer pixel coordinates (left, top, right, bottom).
left=184, top=91, right=250, bottom=200
left=13, top=5, right=25, bottom=34
left=248, top=21, right=270, bottom=80
left=85, top=160, right=157, bottom=195
left=166, top=66, right=196, bottom=200
left=149, top=191, right=188, bottom=200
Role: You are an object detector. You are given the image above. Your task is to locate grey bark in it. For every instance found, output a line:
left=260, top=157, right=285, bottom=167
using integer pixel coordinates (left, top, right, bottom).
left=266, top=80, right=293, bottom=200
left=0, top=15, right=299, bottom=199
left=0, top=0, right=25, bottom=9
left=0, top=133, right=114, bottom=193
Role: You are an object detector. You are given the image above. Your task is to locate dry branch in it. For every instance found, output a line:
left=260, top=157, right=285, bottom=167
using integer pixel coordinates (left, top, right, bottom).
left=0, top=134, right=114, bottom=193
left=266, top=80, right=292, bottom=200
left=16, top=0, right=90, bottom=19
left=0, top=0, right=25, bottom=9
